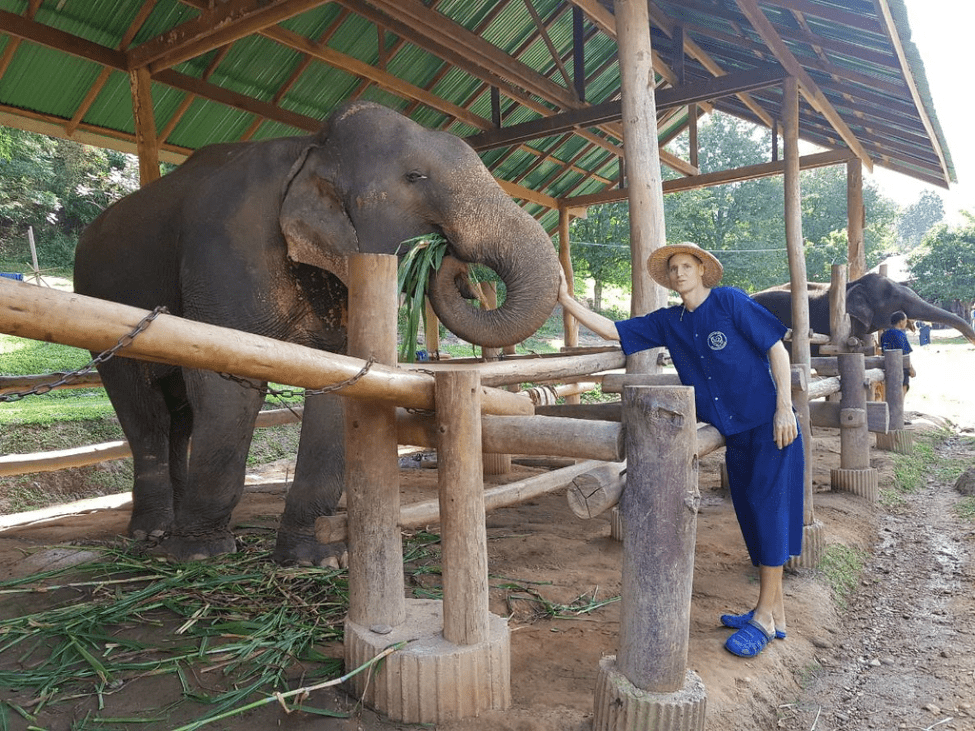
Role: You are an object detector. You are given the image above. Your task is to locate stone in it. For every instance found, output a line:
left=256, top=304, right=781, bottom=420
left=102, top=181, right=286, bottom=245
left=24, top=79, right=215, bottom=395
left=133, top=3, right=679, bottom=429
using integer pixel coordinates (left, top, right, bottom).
left=953, top=467, right=975, bottom=496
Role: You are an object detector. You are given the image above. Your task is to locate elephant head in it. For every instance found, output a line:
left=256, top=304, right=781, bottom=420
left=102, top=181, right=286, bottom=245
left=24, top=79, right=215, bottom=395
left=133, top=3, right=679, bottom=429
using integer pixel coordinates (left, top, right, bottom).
left=846, top=273, right=975, bottom=345
left=279, top=101, right=560, bottom=349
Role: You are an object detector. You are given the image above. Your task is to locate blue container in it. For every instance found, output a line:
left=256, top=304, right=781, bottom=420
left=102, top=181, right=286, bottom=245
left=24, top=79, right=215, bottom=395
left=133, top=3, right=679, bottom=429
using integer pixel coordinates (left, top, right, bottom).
left=0, top=272, right=24, bottom=281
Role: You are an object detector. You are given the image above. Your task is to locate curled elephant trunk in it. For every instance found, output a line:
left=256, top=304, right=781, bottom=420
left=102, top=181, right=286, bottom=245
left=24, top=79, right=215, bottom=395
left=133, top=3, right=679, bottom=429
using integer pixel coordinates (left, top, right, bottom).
left=427, top=198, right=561, bottom=349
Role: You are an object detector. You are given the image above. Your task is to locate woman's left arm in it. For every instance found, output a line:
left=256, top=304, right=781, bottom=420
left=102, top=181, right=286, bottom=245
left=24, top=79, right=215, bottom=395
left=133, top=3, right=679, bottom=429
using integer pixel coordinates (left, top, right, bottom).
left=768, top=341, right=799, bottom=449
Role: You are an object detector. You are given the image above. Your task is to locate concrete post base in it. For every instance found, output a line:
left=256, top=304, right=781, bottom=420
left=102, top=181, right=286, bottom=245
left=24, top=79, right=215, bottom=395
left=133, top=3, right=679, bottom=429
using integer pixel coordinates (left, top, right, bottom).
left=593, top=658, right=707, bottom=731
left=876, top=429, right=914, bottom=454
left=786, top=519, right=826, bottom=570
left=831, top=467, right=879, bottom=501
left=345, top=598, right=510, bottom=724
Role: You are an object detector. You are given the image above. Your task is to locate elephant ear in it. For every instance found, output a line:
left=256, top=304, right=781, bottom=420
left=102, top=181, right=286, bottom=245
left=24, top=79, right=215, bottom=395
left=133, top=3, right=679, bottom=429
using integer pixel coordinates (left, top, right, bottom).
left=280, top=143, right=359, bottom=284
left=846, top=284, right=874, bottom=330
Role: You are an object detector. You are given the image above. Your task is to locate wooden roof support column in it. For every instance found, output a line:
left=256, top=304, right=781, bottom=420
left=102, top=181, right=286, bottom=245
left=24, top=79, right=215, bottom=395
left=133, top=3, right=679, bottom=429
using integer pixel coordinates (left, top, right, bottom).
left=558, top=206, right=579, bottom=351
left=847, top=158, right=866, bottom=281
left=614, top=0, right=666, bottom=375
left=129, top=66, right=160, bottom=186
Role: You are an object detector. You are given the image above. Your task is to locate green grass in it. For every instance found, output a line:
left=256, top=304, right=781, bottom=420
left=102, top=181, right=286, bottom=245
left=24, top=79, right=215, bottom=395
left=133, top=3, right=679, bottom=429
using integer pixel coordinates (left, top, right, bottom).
left=817, top=543, right=866, bottom=610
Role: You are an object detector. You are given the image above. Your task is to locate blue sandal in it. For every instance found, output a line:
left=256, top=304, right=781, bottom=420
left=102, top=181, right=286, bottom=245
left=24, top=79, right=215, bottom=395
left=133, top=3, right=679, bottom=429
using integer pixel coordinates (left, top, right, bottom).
left=725, top=619, right=774, bottom=658
left=720, top=610, right=787, bottom=639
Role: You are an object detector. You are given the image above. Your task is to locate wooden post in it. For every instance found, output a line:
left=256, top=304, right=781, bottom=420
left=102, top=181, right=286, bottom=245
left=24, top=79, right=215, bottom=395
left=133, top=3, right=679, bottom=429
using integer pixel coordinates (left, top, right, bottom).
left=618, top=386, right=697, bottom=690
left=423, top=297, right=441, bottom=358
left=344, top=253, right=405, bottom=629
left=480, top=282, right=512, bottom=474
left=876, top=349, right=914, bottom=453
left=436, top=370, right=490, bottom=645
left=594, top=386, right=706, bottom=730
left=128, top=66, right=160, bottom=186
left=782, top=76, right=821, bottom=565
left=847, top=159, right=865, bottom=282
left=828, top=263, right=851, bottom=352
left=559, top=206, right=579, bottom=350
left=831, top=352, right=879, bottom=500
left=614, top=0, right=666, bottom=375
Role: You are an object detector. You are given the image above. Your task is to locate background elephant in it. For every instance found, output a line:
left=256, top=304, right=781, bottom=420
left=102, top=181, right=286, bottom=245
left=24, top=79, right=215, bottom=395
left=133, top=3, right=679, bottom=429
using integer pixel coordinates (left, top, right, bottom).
left=752, top=272, right=975, bottom=347
left=73, top=101, right=561, bottom=564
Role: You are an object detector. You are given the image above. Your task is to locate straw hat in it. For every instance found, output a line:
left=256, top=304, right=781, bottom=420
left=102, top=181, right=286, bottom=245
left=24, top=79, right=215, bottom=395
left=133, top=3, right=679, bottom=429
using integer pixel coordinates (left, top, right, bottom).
left=647, top=242, right=724, bottom=289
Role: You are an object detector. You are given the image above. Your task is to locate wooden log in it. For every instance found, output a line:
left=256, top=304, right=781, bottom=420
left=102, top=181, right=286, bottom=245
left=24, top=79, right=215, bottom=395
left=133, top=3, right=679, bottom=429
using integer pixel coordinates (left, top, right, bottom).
left=436, top=370, right=489, bottom=645
left=535, top=402, right=622, bottom=421
left=809, top=400, right=889, bottom=433
left=0, top=278, right=531, bottom=416
left=847, top=159, right=866, bottom=281
left=812, top=355, right=910, bottom=376
left=604, top=368, right=808, bottom=393
left=0, top=407, right=303, bottom=477
left=344, top=254, right=404, bottom=629
left=618, top=386, right=697, bottom=693
left=316, top=459, right=606, bottom=544
left=837, top=352, right=870, bottom=470
left=884, top=349, right=906, bottom=429
left=401, top=348, right=625, bottom=388
left=828, top=264, right=851, bottom=352
left=808, top=376, right=841, bottom=401
left=0, top=372, right=102, bottom=395
left=567, top=461, right=626, bottom=519
left=558, top=206, right=579, bottom=351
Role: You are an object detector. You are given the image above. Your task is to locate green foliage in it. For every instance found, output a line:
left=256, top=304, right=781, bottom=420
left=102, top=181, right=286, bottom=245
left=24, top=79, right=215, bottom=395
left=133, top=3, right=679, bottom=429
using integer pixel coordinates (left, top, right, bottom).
left=897, top=189, right=944, bottom=252
left=0, top=129, right=138, bottom=270
left=569, top=201, right=632, bottom=307
left=396, top=233, right=449, bottom=362
left=957, top=497, right=975, bottom=523
left=907, top=212, right=975, bottom=310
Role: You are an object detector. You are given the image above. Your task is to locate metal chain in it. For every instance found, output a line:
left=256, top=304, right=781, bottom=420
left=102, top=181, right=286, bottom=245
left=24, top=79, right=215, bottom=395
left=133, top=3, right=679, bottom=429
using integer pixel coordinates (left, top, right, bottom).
left=218, top=356, right=377, bottom=398
left=0, top=306, right=169, bottom=403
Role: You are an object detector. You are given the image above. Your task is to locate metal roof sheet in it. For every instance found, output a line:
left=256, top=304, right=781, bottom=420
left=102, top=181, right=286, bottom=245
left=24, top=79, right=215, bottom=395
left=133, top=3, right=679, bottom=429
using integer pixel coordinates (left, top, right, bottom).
left=0, top=0, right=954, bottom=235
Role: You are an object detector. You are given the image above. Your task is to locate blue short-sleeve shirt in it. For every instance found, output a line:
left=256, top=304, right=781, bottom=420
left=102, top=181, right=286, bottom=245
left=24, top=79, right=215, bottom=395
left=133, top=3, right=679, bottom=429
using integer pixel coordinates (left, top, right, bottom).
left=880, top=327, right=912, bottom=354
left=615, top=287, right=787, bottom=436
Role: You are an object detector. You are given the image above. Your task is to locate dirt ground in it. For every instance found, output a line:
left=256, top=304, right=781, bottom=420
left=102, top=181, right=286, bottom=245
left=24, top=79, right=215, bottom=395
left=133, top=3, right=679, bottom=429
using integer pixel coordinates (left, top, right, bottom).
left=1, top=333, right=973, bottom=731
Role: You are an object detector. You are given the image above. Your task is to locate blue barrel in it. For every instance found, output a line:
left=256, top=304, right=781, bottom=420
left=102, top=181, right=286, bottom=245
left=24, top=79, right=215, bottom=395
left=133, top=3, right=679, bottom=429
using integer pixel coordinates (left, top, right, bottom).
left=0, top=272, right=24, bottom=281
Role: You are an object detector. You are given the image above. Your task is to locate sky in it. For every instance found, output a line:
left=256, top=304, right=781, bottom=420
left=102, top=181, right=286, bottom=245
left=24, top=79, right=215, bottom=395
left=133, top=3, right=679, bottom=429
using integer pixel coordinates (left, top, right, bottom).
left=865, top=0, right=972, bottom=223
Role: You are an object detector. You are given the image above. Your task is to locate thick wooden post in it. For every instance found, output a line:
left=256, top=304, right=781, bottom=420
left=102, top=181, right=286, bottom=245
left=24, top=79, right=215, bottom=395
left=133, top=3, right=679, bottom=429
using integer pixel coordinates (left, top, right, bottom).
left=480, top=282, right=512, bottom=474
left=559, top=206, right=579, bottom=350
left=828, top=264, right=851, bottom=351
left=423, top=297, right=440, bottom=358
left=344, top=254, right=404, bottom=628
left=847, top=159, right=866, bottom=281
left=128, top=66, right=160, bottom=186
left=594, top=386, right=706, bottom=730
left=831, top=352, right=879, bottom=500
left=615, top=0, right=666, bottom=375
left=436, top=370, right=490, bottom=645
left=876, top=349, right=914, bottom=453
left=618, top=386, right=697, bottom=689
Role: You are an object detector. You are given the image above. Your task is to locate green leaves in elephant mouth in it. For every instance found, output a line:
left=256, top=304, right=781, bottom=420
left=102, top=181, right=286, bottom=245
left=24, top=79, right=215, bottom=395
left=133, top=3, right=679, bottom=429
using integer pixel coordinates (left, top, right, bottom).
left=396, top=233, right=449, bottom=363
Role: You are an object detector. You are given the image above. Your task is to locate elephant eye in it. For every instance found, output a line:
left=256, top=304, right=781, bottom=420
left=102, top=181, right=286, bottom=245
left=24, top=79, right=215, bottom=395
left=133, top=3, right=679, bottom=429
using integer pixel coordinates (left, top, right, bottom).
left=406, top=171, right=428, bottom=183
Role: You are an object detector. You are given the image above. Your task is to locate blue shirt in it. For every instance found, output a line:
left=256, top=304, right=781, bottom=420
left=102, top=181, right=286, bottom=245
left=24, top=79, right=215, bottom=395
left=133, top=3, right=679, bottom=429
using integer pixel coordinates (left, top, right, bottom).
left=615, top=287, right=787, bottom=436
left=880, top=328, right=912, bottom=354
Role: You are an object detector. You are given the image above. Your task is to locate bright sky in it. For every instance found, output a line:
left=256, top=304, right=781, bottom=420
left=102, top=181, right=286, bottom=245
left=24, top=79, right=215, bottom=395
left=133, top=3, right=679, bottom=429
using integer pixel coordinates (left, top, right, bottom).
left=866, top=0, right=972, bottom=222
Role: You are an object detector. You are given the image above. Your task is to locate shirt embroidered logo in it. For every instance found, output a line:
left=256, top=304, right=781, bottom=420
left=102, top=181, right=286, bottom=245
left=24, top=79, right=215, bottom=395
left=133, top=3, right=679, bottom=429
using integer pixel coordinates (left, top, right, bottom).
left=708, top=331, right=728, bottom=350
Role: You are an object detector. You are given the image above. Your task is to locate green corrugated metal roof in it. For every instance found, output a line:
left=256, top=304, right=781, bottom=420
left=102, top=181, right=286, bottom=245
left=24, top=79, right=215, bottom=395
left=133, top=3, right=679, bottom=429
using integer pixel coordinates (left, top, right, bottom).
left=0, top=0, right=955, bottom=235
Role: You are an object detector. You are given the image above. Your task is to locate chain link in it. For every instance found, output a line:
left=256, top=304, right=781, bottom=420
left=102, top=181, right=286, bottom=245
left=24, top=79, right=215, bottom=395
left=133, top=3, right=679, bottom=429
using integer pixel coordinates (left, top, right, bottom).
left=0, top=306, right=169, bottom=403
left=218, top=356, right=376, bottom=398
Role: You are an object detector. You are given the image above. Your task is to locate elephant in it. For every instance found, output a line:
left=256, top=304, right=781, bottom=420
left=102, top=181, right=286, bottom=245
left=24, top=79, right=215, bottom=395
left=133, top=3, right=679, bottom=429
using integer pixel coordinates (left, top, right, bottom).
left=752, top=272, right=975, bottom=348
left=73, top=101, right=561, bottom=565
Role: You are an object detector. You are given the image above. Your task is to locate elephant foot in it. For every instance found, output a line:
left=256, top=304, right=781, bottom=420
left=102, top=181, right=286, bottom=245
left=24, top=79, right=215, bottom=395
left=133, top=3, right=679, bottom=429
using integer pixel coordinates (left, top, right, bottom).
left=272, top=531, right=348, bottom=569
left=128, top=511, right=173, bottom=542
left=148, top=530, right=237, bottom=562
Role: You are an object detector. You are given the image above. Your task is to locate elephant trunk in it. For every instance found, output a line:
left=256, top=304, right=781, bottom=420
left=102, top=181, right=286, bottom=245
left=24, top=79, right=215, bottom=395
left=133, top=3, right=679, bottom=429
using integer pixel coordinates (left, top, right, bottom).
left=428, top=192, right=560, bottom=349
left=903, top=300, right=975, bottom=345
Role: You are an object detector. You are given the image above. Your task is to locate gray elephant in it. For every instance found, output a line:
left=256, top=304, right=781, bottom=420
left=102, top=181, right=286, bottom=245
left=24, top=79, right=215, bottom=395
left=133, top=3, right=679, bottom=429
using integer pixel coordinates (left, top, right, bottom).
left=73, top=101, right=560, bottom=565
left=752, top=272, right=975, bottom=347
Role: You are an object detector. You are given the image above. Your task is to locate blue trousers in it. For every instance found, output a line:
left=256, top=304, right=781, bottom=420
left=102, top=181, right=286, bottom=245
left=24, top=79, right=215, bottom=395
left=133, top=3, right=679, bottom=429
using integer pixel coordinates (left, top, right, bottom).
left=724, top=421, right=804, bottom=567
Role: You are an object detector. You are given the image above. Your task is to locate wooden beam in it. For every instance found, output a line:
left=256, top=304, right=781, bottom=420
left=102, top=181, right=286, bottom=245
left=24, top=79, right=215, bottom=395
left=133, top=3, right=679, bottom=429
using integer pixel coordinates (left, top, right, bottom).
left=734, top=0, right=873, bottom=171
left=466, top=64, right=787, bottom=151
left=563, top=148, right=853, bottom=207
left=0, top=9, right=126, bottom=70
left=129, top=66, right=160, bottom=186
left=128, top=0, right=325, bottom=72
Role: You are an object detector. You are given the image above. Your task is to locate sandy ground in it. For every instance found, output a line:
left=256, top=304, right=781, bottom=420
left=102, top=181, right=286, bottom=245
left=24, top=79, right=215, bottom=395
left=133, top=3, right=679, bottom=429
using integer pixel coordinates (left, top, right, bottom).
left=0, top=335, right=973, bottom=731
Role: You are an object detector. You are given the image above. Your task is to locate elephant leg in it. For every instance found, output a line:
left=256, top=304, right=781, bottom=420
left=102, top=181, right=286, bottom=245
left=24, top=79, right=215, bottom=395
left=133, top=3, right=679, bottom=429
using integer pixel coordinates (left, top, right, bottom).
left=152, top=369, right=264, bottom=562
left=272, top=393, right=346, bottom=567
left=97, top=359, right=178, bottom=540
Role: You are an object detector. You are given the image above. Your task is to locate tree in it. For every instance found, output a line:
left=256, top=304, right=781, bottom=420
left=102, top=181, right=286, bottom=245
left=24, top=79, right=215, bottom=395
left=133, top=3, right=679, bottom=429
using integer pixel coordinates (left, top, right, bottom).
left=897, top=189, right=944, bottom=252
left=568, top=201, right=631, bottom=311
left=907, top=212, right=975, bottom=317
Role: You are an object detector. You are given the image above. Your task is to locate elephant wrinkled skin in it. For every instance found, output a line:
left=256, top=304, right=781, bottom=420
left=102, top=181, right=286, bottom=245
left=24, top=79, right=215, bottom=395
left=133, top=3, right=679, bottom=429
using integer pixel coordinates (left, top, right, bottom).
left=752, top=272, right=975, bottom=349
left=73, top=101, right=561, bottom=565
